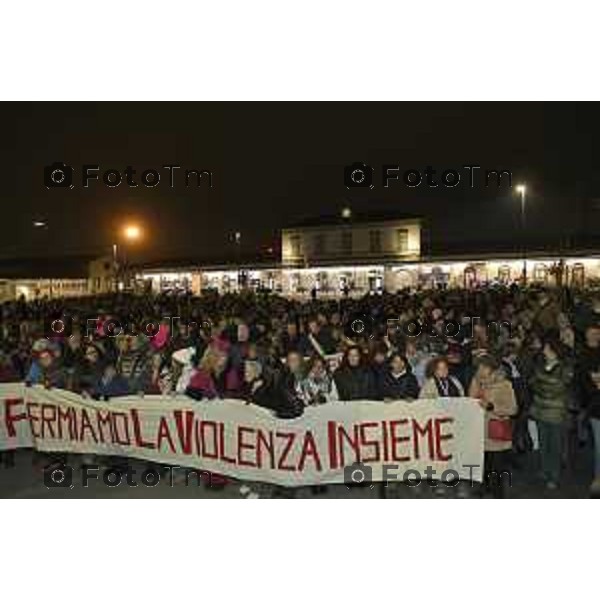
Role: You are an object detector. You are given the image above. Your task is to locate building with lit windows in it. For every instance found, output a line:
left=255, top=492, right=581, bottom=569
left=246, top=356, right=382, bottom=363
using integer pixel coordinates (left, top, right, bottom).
left=0, top=257, right=90, bottom=302
left=2, top=211, right=599, bottom=302
left=137, top=210, right=600, bottom=296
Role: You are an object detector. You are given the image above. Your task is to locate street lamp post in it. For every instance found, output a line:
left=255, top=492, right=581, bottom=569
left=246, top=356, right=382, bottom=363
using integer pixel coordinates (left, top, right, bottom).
left=114, top=224, right=143, bottom=291
left=516, top=184, right=527, bottom=285
left=112, top=243, right=118, bottom=292
left=233, top=231, right=242, bottom=291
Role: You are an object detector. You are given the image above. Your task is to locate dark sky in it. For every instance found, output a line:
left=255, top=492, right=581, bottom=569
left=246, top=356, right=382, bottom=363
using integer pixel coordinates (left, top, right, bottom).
left=2, top=102, right=599, bottom=262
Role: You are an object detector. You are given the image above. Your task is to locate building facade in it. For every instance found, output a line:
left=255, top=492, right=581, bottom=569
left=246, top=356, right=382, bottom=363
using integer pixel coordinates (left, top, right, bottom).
left=136, top=212, right=600, bottom=297
left=2, top=212, right=599, bottom=302
left=0, top=278, right=88, bottom=301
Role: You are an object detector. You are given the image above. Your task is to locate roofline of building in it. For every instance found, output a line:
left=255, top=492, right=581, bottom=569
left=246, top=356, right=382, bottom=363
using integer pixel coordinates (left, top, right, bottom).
left=282, top=217, right=422, bottom=233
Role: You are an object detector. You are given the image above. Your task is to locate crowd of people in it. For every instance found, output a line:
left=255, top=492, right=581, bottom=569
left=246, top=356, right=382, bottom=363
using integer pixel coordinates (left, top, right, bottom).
left=1, top=283, right=600, bottom=498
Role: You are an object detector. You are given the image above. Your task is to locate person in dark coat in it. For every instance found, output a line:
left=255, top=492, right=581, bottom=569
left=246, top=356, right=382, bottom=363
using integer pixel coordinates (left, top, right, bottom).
left=278, top=321, right=304, bottom=356
left=378, top=352, right=420, bottom=401
left=369, top=343, right=389, bottom=390
left=244, top=359, right=304, bottom=417
left=333, top=347, right=378, bottom=401
left=92, top=363, right=130, bottom=400
left=501, top=340, right=532, bottom=453
left=78, top=344, right=106, bottom=396
left=304, top=317, right=336, bottom=356
left=528, top=336, right=573, bottom=489
left=577, top=353, right=600, bottom=497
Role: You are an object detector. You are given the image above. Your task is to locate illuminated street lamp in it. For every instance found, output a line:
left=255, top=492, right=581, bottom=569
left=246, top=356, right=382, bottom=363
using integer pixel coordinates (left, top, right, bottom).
left=124, top=224, right=142, bottom=241
left=114, top=223, right=144, bottom=291
left=516, top=184, right=527, bottom=284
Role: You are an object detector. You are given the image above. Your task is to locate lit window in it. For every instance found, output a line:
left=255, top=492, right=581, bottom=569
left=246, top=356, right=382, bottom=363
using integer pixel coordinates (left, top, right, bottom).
left=396, top=229, right=409, bottom=252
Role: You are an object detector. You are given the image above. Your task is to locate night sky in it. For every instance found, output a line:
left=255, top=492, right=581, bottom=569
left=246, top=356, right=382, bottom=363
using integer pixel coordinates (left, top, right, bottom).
left=2, top=102, right=599, bottom=263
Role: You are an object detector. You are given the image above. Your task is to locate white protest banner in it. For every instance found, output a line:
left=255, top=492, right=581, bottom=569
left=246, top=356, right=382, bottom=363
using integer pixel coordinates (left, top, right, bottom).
left=0, top=383, right=31, bottom=449
left=0, top=384, right=485, bottom=485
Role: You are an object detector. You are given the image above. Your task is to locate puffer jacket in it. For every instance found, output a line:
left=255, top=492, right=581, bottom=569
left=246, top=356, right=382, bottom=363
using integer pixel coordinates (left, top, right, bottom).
left=577, top=350, right=600, bottom=419
left=333, top=365, right=378, bottom=401
left=529, top=357, right=573, bottom=424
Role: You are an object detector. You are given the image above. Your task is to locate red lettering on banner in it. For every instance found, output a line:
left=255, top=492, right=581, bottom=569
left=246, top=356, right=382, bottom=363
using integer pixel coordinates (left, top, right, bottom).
left=0, top=386, right=478, bottom=485
left=381, top=420, right=390, bottom=462
left=327, top=421, right=338, bottom=469
left=199, top=421, right=218, bottom=459
left=26, top=402, right=40, bottom=438
left=256, top=429, right=275, bottom=469
left=57, top=405, right=78, bottom=441
left=80, top=408, right=99, bottom=443
left=237, top=426, right=257, bottom=467
left=276, top=432, right=296, bottom=471
left=41, top=403, right=57, bottom=439
left=412, top=418, right=434, bottom=460
left=358, top=422, right=380, bottom=463
left=4, top=398, right=26, bottom=437
left=219, top=422, right=236, bottom=464
left=337, top=424, right=360, bottom=466
left=130, top=409, right=156, bottom=449
left=96, top=409, right=113, bottom=444
left=110, top=412, right=131, bottom=446
left=298, top=431, right=322, bottom=471
left=173, top=409, right=194, bottom=454
left=389, top=419, right=410, bottom=462
left=434, top=417, right=454, bottom=461
left=156, top=416, right=176, bottom=453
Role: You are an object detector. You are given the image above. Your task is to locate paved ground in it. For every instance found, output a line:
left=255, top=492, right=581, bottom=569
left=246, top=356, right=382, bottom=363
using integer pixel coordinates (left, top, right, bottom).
left=0, top=446, right=596, bottom=499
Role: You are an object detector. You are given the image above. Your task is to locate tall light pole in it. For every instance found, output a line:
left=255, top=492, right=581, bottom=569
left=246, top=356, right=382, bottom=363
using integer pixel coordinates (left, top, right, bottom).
left=516, top=184, right=527, bottom=284
left=114, top=223, right=143, bottom=291
left=232, top=231, right=243, bottom=291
